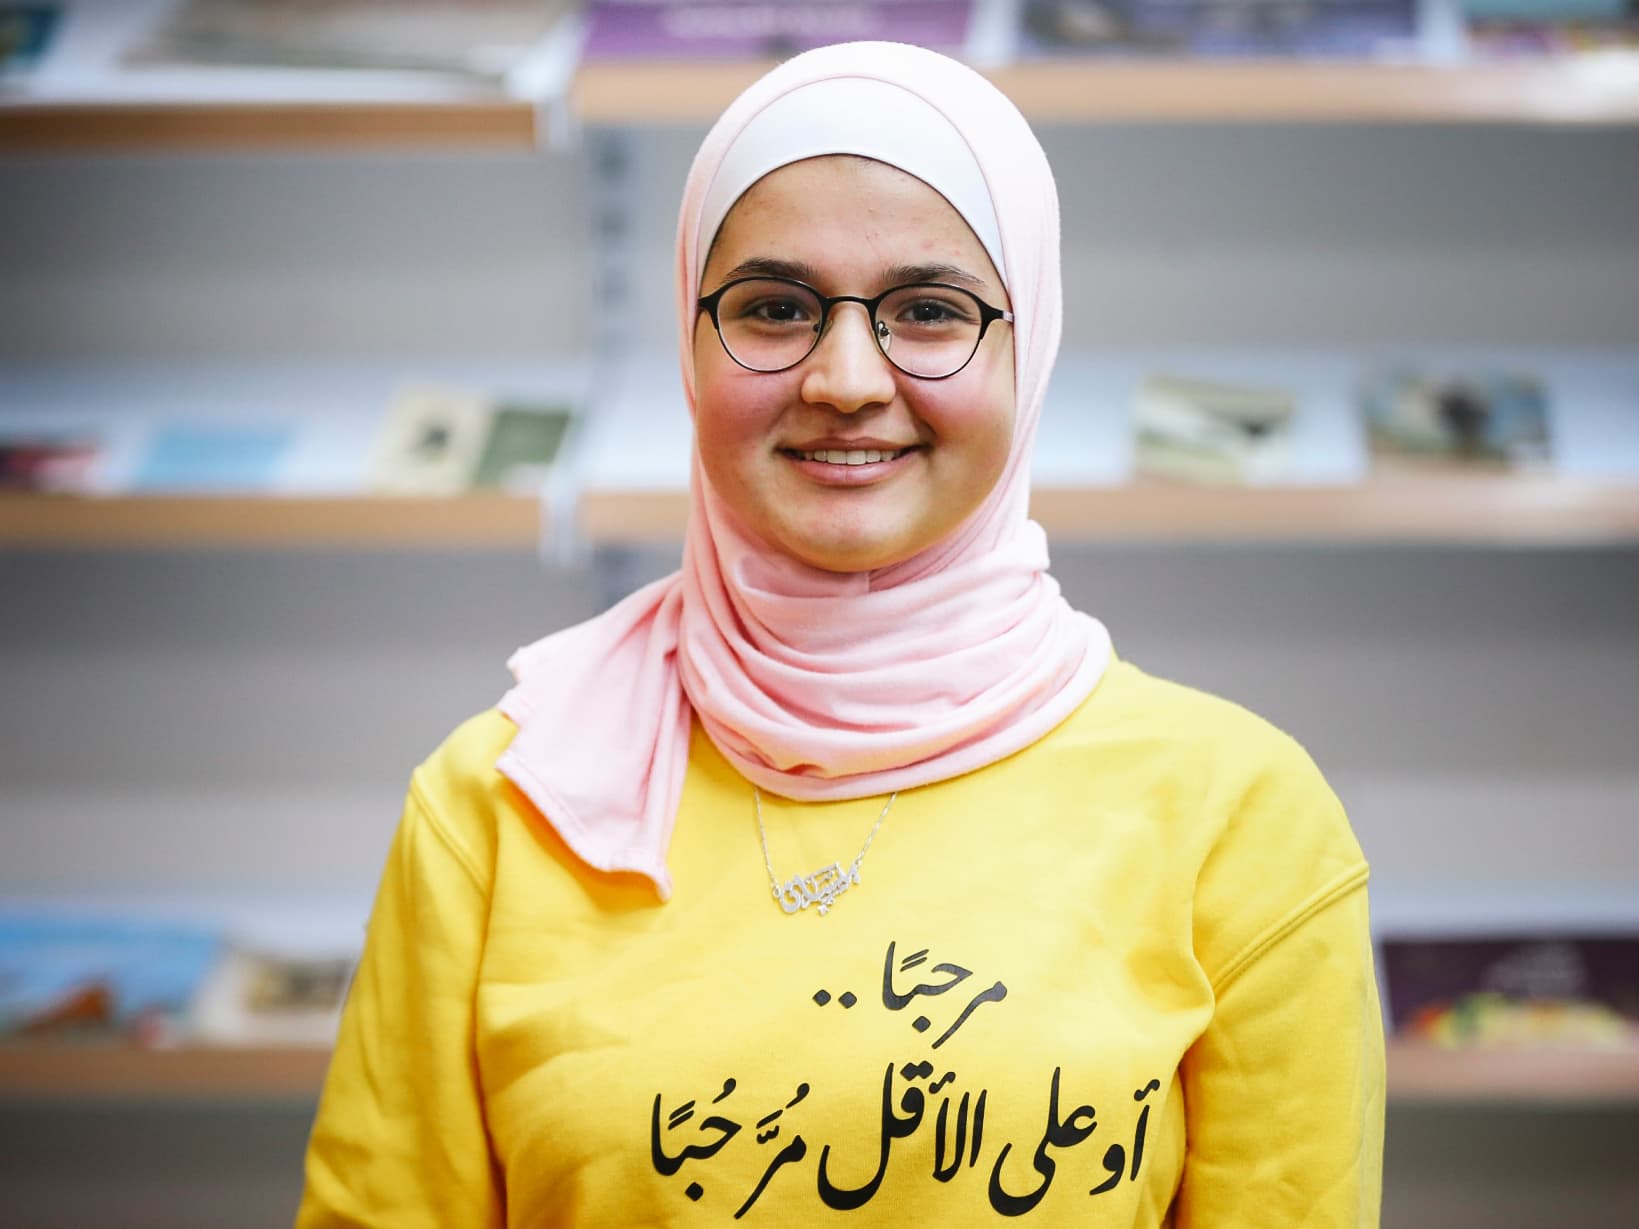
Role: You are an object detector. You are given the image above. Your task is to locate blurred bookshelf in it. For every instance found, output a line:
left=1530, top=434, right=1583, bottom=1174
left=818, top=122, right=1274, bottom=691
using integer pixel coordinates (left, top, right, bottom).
left=7, top=57, right=1639, bottom=152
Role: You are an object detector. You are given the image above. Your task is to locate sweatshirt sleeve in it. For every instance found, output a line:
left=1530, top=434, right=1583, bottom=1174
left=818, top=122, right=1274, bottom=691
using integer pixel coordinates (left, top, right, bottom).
left=296, top=780, right=504, bottom=1229
left=1174, top=881, right=1386, bottom=1227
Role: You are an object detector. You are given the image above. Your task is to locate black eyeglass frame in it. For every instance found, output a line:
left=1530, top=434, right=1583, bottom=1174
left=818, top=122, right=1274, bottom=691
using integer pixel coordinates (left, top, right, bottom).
left=695, top=276, right=1014, bottom=380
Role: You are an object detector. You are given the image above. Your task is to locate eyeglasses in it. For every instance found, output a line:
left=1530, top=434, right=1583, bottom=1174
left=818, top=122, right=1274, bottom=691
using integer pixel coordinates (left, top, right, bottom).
left=696, top=276, right=1013, bottom=380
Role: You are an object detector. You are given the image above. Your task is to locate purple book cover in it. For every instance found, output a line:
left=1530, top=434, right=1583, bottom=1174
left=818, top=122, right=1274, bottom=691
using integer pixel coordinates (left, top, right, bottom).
left=1018, top=0, right=1418, bottom=59
left=1380, top=934, right=1639, bottom=1047
left=582, top=0, right=976, bottom=61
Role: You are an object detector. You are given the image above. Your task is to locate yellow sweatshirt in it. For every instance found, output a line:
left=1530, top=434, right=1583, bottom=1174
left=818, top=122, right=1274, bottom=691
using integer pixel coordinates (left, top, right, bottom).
left=298, top=659, right=1384, bottom=1226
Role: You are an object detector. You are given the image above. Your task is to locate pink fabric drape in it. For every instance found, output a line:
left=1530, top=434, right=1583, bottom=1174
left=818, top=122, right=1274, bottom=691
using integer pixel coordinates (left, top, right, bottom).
left=498, top=41, right=1110, bottom=900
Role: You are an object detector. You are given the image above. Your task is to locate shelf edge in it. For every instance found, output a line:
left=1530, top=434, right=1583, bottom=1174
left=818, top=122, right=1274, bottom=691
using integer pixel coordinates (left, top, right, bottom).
left=0, top=493, right=545, bottom=550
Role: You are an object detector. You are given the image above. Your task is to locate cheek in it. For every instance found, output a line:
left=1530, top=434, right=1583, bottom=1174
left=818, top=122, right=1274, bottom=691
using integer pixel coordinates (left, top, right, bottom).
left=692, top=329, right=788, bottom=466
left=915, top=370, right=1017, bottom=472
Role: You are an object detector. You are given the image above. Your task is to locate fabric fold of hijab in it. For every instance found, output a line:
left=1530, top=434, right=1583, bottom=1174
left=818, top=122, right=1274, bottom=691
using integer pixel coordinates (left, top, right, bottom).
left=498, top=41, right=1111, bottom=900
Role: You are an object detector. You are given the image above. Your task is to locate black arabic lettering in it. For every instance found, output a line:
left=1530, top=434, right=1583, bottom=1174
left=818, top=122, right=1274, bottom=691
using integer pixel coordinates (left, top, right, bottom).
left=1091, top=1143, right=1125, bottom=1195
left=931, top=979, right=1008, bottom=1049
left=882, top=941, right=972, bottom=1010
left=753, top=1082, right=812, bottom=1144
left=650, top=1088, right=742, bottom=1178
left=816, top=1061, right=923, bottom=1209
left=933, top=1088, right=982, bottom=1183
left=1131, top=1079, right=1160, bottom=1180
left=733, top=1135, right=808, bottom=1219
left=988, top=1067, right=1097, bottom=1216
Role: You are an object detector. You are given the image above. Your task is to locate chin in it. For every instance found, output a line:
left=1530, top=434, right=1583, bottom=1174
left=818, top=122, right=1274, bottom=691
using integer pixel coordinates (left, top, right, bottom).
left=782, top=535, right=917, bottom=575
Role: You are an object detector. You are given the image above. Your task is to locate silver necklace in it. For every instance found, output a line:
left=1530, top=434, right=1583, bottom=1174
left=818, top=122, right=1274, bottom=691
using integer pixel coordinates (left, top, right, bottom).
left=754, top=787, right=897, bottom=917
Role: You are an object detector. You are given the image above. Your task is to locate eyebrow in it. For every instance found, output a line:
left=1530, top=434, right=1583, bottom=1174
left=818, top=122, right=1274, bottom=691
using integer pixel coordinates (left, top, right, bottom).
left=879, top=262, right=989, bottom=292
left=719, top=256, right=824, bottom=284
left=717, top=256, right=991, bottom=293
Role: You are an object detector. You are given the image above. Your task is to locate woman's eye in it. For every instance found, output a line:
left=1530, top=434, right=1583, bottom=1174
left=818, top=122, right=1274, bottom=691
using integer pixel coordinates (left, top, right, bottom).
left=742, top=297, right=811, bottom=324
left=894, top=297, right=973, bottom=326
left=909, top=301, right=956, bottom=322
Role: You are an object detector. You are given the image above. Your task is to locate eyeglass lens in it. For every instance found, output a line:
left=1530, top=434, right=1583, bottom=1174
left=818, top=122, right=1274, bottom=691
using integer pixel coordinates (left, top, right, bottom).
left=713, top=279, right=986, bottom=378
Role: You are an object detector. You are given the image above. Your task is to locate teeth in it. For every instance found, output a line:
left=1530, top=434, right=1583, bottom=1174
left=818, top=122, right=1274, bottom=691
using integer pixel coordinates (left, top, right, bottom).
left=799, top=448, right=905, bottom=465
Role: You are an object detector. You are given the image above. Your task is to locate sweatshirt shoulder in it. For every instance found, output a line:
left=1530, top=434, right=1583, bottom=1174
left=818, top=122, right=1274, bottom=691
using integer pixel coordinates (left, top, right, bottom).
left=1089, top=657, right=1319, bottom=775
left=418, top=707, right=519, bottom=784
left=1091, top=661, right=1368, bottom=983
left=404, top=708, right=521, bottom=882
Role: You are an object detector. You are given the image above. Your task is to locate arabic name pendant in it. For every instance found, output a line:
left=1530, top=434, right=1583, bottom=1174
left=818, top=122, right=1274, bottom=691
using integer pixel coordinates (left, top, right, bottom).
left=754, top=788, right=897, bottom=919
left=774, top=859, right=863, bottom=916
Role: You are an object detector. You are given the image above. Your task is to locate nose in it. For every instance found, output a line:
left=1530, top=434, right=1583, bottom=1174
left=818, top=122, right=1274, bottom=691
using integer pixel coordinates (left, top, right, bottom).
left=799, top=302, right=897, bottom=414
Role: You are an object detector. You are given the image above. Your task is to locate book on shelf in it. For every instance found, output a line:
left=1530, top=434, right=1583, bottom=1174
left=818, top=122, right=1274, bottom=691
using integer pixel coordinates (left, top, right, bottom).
left=129, top=421, right=295, bottom=494
left=1017, top=0, right=1419, bottom=59
left=189, top=943, right=355, bottom=1047
left=0, top=3, right=61, bottom=79
left=369, top=382, right=577, bottom=496
left=0, top=434, right=103, bottom=494
left=122, top=0, right=580, bottom=87
left=1359, top=365, right=1552, bottom=474
left=0, top=912, right=223, bottom=1045
left=1130, top=371, right=1297, bottom=485
left=580, top=0, right=980, bottom=60
left=1379, top=933, right=1639, bottom=1050
left=0, top=907, right=360, bottom=1049
left=1462, top=0, right=1639, bottom=55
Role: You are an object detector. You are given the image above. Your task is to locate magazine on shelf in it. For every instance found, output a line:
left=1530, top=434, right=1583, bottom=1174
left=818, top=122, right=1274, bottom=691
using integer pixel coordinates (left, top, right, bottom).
left=1379, top=933, right=1639, bottom=1050
left=0, top=3, right=61, bottom=78
left=1462, top=0, right=1638, bottom=54
left=1359, top=365, right=1553, bottom=473
left=189, top=943, right=355, bottom=1046
left=123, top=0, right=579, bottom=85
left=1017, top=0, right=1419, bottom=59
left=0, top=913, right=222, bottom=1044
left=471, top=401, right=577, bottom=492
left=0, top=434, right=103, bottom=493
left=369, top=383, right=495, bottom=494
left=369, top=383, right=577, bottom=495
left=580, top=0, right=980, bottom=60
left=1130, top=371, right=1297, bottom=485
left=129, top=421, right=295, bottom=493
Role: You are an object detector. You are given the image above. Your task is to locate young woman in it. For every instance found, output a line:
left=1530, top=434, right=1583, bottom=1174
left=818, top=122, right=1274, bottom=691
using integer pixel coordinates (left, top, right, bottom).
left=298, top=41, right=1383, bottom=1227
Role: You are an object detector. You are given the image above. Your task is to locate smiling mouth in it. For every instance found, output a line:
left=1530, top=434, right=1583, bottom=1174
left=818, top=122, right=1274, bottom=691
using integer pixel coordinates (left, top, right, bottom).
left=785, top=447, right=917, bottom=466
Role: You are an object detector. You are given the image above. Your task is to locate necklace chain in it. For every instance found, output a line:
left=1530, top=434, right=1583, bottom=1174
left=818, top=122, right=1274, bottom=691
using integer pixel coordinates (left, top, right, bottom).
left=754, top=787, right=896, bottom=917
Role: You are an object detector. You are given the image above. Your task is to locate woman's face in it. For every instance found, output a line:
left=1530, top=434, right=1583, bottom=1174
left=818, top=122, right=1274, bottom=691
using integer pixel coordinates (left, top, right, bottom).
left=693, top=156, right=1016, bottom=574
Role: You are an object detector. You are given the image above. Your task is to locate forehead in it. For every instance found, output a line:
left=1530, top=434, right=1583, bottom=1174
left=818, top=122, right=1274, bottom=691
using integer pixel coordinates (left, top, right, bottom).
left=705, top=156, right=1002, bottom=292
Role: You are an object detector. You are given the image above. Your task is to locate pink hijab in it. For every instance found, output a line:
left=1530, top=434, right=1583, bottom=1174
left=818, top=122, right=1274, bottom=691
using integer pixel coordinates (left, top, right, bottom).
left=498, top=41, right=1110, bottom=900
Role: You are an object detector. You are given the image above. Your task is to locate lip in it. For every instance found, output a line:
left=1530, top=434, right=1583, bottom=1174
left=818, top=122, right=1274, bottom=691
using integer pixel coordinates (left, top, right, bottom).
left=781, top=437, right=919, bottom=454
left=780, top=442, right=922, bottom=486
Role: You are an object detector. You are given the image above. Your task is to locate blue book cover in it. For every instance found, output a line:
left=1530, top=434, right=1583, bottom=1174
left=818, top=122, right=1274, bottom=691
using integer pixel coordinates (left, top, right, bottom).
left=130, top=423, right=294, bottom=493
left=0, top=913, right=222, bottom=1039
left=0, top=5, right=61, bottom=73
